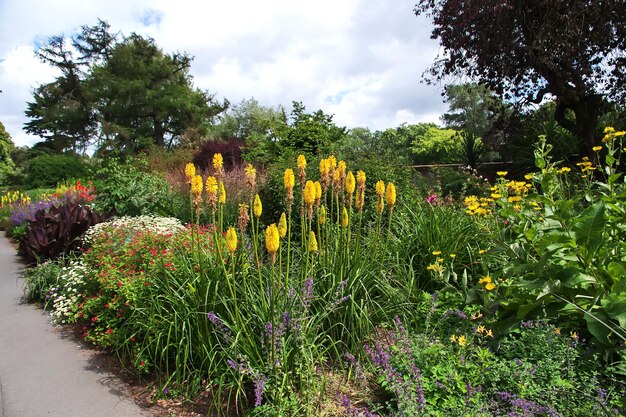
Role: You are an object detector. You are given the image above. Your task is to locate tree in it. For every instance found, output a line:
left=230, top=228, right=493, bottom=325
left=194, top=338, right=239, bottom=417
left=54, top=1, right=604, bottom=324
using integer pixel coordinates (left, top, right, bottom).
left=282, top=102, right=346, bottom=155
left=415, top=0, right=626, bottom=155
left=25, top=21, right=225, bottom=156
left=0, top=122, right=16, bottom=184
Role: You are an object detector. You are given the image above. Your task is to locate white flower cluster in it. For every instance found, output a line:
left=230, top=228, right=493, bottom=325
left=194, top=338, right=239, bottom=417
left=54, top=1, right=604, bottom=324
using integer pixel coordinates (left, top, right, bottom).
left=83, top=215, right=185, bottom=245
left=49, top=260, right=88, bottom=324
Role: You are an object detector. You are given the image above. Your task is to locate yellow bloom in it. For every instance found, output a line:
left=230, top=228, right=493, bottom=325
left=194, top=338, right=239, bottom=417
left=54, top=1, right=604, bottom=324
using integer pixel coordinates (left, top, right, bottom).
left=314, top=181, right=322, bottom=200
left=245, top=164, right=256, bottom=187
left=593, top=146, right=602, bottom=152
left=476, top=325, right=486, bottom=334
left=570, top=331, right=578, bottom=340
left=278, top=212, right=287, bottom=238
left=386, top=182, right=396, bottom=207
left=484, top=282, right=496, bottom=291
left=191, top=175, right=203, bottom=195
left=253, top=194, right=262, bottom=218
left=265, top=224, right=280, bottom=255
left=206, top=176, right=218, bottom=195
left=345, top=172, right=356, bottom=194
left=449, top=335, right=457, bottom=343
left=557, top=167, right=571, bottom=174
left=319, top=205, right=327, bottom=225
left=212, top=153, right=223, bottom=172
left=427, top=263, right=444, bottom=272
left=554, top=328, right=561, bottom=335
left=308, top=231, right=318, bottom=252
left=341, top=207, right=349, bottom=228
left=218, top=181, right=226, bottom=204
left=184, top=163, right=196, bottom=180
left=485, top=329, right=493, bottom=338
left=225, top=227, right=238, bottom=254
left=450, top=253, right=456, bottom=259
left=479, top=275, right=492, bottom=285
left=497, top=171, right=508, bottom=177
left=356, top=170, right=366, bottom=187
left=457, top=335, right=467, bottom=347
left=297, top=154, right=307, bottom=170
left=328, top=155, right=337, bottom=169
left=524, top=173, right=533, bottom=180
left=376, top=180, right=385, bottom=197
left=479, top=249, right=487, bottom=255
left=432, top=251, right=442, bottom=256
left=284, top=169, right=295, bottom=191
left=304, top=180, right=316, bottom=206
left=319, top=158, right=331, bottom=177
left=491, top=193, right=502, bottom=199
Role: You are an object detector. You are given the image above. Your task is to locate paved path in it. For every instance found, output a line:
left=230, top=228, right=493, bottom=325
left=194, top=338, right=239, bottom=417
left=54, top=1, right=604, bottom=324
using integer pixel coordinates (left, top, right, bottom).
left=0, top=235, right=150, bottom=417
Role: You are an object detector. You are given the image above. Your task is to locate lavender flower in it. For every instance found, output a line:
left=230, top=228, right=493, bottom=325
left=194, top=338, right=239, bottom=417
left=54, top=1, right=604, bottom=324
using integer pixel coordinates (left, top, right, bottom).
left=302, top=276, right=314, bottom=309
left=254, top=375, right=267, bottom=406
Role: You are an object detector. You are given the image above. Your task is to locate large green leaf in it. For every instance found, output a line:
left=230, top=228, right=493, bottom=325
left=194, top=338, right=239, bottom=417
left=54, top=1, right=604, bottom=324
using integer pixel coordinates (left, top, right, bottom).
left=572, top=202, right=606, bottom=264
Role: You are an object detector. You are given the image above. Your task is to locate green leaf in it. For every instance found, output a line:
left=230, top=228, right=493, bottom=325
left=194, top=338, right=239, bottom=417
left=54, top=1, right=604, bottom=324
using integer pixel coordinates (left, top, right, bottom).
left=584, top=311, right=611, bottom=345
left=572, top=202, right=606, bottom=262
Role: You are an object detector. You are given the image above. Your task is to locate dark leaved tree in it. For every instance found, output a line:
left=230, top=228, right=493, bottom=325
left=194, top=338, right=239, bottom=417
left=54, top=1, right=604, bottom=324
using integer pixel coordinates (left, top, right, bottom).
left=415, top=0, right=626, bottom=155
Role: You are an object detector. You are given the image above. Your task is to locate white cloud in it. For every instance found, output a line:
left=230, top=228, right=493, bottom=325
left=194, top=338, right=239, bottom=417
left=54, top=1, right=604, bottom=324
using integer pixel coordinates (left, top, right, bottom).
left=0, top=0, right=446, bottom=147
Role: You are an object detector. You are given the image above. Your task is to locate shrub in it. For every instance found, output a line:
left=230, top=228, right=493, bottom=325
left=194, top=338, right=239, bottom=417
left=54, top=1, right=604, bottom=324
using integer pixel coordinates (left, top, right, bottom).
left=25, top=154, right=90, bottom=189
left=192, top=139, right=244, bottom=172
left=19, top=198, right=112, bottom=263
left=92, top=158, right=173, bottom=217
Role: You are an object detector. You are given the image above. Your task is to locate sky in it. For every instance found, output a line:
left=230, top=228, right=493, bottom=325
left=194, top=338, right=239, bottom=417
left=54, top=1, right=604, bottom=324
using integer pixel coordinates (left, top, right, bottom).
left=0, top=0, right=447, bottom=147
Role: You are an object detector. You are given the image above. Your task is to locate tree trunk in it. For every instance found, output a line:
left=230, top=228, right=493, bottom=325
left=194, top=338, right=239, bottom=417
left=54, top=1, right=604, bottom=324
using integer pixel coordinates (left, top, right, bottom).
left=554, top=94, right=602, bottom=157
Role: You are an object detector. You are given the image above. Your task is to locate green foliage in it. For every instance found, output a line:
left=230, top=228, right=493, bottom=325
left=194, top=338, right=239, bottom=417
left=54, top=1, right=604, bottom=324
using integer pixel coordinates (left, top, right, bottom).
left=26, top=20, right=225, bottom=156
left=362, top=315, right=624, bottom=416
left=487, top=133, right=626, bottom=359
left=92, top=158, right=173, bottom=216
left=25, top=154, right=89, bottom=189
left=409, top=126, right=460, bottom=165
left=281, top=101, right=346, bottom=155
left=0, top=121, right=16, bottom=185
left=22, top=259, right=64, bottom=304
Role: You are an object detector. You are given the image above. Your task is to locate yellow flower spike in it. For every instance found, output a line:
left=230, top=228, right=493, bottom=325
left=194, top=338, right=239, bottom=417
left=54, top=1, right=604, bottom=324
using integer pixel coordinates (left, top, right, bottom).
left=308, top=231, right=318, bottom=252
left=212, top=153, right=223, bottom=172
left=341, top=207, right=349, bottom=228
left=191, top=175, right=203, bottom=195
left=375, top=180, right=385, bottom=197
left=218, top=181, right=226, bottom=204
left=386, top=182, right=396, bottom=207
left=338, top=160, right=347, bottom=176
left=303, top=180, right=316, bottom=206
left=592, top=146, right=602, bottom=152
left=284, top=169, right=295, bottom=191
left=206, top=176, right=218, bottom=194
left=345, top=172, right=356, bottom=194
left=356, top=170, right=366, bottom=187
left=278, top=212, right=287, bottom=238
left=328, top=155, right=337, bottom=169
left=319, top=158, right=330, bottom=177
left=297, top=154, right=307, bottom=170
left=245, top=164, right=256, bottom=188
left=225, top=227, right=238, bottom=254
left=496, top=171, right=508, bottom=177
left=314, top=181, right=322, bottom=201
left=253, top=194, right=262, bottom=218
left=265, top=224, right=280, bottom=258
left=319, top=205, right=327, bottom=225
left=184, top=163, right=196, bottom=181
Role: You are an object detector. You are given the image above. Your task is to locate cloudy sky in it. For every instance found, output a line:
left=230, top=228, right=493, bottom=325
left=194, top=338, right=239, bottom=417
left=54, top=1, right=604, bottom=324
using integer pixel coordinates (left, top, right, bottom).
left=0, top=0, right=446, bottom=147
